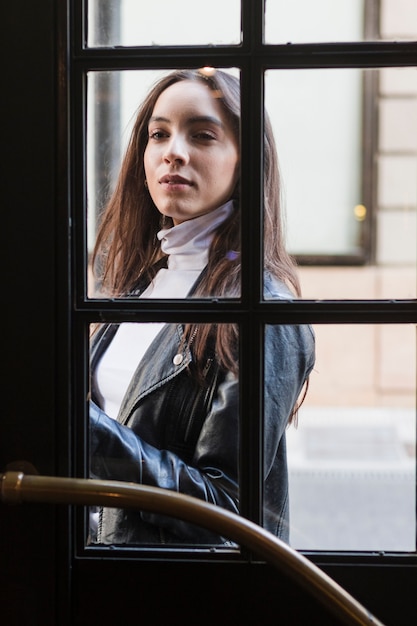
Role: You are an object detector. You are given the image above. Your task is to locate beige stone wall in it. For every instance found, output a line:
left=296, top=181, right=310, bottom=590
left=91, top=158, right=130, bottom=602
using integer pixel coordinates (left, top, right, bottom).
left=298, top=266, right=416, bottom=408
left=297, top=2, right=417, bottom=411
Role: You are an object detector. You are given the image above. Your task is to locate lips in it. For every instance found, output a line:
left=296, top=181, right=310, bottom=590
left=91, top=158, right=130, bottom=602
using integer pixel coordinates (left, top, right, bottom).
left=159, top=174, right=192, bottom=185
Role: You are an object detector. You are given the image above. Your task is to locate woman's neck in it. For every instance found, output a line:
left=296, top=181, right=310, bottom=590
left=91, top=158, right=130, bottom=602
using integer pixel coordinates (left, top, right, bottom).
left=157, top=201, right=234, bottom=271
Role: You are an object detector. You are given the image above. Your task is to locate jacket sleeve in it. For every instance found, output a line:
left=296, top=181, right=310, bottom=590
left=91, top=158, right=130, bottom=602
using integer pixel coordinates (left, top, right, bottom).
left=263, top=323, right=316, bottom=475
left=89, top=324, right=315, bottom=543
left=89, top=371, right=239, bottom=541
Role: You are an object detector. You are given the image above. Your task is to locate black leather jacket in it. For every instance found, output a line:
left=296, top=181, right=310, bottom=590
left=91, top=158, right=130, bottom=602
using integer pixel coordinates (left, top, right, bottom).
left=89, top=274, right=315, bottom=546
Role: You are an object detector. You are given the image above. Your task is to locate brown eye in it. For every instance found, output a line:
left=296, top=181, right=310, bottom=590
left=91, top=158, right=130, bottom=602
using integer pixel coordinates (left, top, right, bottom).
left=149, top=130, right=168, bottom=140
left=194, top=131, right=216, bottom=140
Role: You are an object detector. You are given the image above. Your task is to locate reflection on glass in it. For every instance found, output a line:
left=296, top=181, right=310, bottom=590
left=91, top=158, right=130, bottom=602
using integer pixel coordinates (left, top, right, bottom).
left=87, top=0, right=241, bottom=47
left=265, top=67, right=417, bottom=299
left=88, top=322, right=240, bottom=546
left=87, top=68, right=241, bottom=300
left=284, top=324, right=416, bottom=551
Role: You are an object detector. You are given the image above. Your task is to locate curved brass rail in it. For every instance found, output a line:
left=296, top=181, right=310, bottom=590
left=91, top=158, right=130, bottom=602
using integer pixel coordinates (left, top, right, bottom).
left=1, top=471, right=384, bottom=626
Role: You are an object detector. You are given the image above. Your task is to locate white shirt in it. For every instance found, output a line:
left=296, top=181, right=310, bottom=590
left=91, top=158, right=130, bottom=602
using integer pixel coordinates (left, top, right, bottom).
left=95, top=201, right=234, bottom=419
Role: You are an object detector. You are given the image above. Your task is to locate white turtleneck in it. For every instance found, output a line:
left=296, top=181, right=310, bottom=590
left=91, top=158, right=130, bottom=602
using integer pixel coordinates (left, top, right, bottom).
left=94, top=201, right=234, bottom=419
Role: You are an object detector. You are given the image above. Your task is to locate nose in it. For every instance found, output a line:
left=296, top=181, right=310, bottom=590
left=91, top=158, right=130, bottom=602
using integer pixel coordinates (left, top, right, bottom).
left=163, top=133, right=190, bottom=165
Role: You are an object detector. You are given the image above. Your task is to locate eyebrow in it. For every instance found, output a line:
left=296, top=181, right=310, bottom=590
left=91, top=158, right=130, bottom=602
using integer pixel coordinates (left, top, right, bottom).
left=148, top=115, right=224, bottom=128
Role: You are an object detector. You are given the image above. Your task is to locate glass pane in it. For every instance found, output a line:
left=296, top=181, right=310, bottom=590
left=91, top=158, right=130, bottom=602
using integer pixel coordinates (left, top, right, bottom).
left=87, top=68, right=241, bottom=300
left=87, top=0, right=241, bottom=47
left=89, top=321, right=240, bottom=547
left=265, top=67, right=417, bottom=299
left=265, top=0, right=364, bottom=43
left=284, top=323, right=416, bottom=551
left=265, top=0, right=417, bottom=43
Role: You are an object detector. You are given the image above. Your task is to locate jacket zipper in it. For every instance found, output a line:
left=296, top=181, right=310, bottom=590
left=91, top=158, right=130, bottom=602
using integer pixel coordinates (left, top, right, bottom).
left=184, top=357, right=215, bottom=442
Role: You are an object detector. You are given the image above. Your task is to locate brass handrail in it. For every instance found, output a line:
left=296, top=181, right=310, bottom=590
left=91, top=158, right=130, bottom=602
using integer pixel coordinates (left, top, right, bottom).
left=1, top=471, right=384, bottom=626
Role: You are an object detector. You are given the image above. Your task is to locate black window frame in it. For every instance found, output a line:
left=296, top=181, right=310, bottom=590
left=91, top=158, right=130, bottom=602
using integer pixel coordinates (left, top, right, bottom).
left=69, top=0, right=417, bottom=568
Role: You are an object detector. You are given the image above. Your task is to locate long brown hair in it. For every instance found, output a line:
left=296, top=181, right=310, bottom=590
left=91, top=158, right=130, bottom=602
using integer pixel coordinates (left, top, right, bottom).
left=92, top=69, right=300, bottom=376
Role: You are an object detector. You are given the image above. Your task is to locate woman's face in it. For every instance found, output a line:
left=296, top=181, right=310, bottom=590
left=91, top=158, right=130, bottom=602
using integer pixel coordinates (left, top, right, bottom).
left=144, top=80, right=239, bottom=225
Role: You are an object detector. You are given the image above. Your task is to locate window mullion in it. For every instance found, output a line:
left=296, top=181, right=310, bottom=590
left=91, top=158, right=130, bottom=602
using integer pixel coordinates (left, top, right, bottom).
left=239, top=49, right=265, bottom=529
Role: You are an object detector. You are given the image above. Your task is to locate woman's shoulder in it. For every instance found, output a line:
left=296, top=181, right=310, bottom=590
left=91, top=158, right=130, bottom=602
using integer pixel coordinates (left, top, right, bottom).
left=263, top=272, right=296, bottom=300
left=263, top=272, right=315, bottom=356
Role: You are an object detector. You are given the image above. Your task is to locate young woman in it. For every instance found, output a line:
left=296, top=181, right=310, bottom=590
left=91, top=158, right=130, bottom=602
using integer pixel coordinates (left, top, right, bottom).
left=89, top=68, right=315, bottom=546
